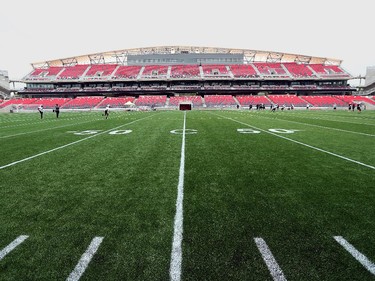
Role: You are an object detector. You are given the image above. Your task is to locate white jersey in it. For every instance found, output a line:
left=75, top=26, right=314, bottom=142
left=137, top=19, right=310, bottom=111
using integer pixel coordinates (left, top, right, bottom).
left=38, top=106, right=44, bottom=112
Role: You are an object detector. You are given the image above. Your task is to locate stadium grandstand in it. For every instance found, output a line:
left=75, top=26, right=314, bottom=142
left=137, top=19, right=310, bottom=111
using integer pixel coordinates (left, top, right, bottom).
left=0, top=70, right=10, bottom=99
left=358, top=66, right=375, bottom=96
left=3, top=46, right=374, bottom=110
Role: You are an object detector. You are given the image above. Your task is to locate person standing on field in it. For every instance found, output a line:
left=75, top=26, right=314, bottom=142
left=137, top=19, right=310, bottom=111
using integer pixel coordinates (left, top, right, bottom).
left=54, top=104, right=60, bottom=118
left=38, top=105, right=44, bottom=119
left=104, top=105, right=110, bottom=119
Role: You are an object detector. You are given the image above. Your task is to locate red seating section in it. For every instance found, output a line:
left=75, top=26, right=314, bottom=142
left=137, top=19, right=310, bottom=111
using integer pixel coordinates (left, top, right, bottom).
left=62, top=96, right=104, bottom=108
left=253, top=63, right=288, bottom=77
left=98, top=97, right=135, bottom=108
left=33, top=98, right=71, bottom=108
left=2, top=95, right=374, bottom=110
left=85, top=64, right=117, bottom=77
left=283, top=63, right=315, bottom=78
left=113, top=66, right=142, bottom=79
left=58, top=65, right=89, bottom=79
left=30, top=67, right=64, bottom=77
left=0, top=98, right=38, bottom=108
left=202, top=65, right=229, bottom=76
left=301, top=95, right=345, bottom=107
left=26, top=63, right=351, bottom=81
left=204, top=95, right=236, bottom=106
left=268, top=95, right=306, bottom=106
left=230, top=65, right=258, bottom=78
left=236, top=95, right=271, bottom=106
left=135, top=95, right=167, bottom=106
left=169, top=96, right=203, bottom=106
left=142, top=66, right=168, bottom=77
left=170, top=65, right=200, bottom=78
left=309, top=64, right=348, bottom=77
left=334, top=95, right=375, bottom=105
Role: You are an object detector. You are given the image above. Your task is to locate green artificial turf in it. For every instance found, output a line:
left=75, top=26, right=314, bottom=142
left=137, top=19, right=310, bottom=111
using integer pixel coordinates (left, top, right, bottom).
left=0, top=109, right=374, bottom=280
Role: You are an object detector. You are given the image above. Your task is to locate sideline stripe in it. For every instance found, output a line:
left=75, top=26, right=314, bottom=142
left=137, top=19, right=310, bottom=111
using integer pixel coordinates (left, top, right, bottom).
left=0, top=235, right=29, bottom=261
left=216, top=114, right=375, bottom=170
left=66, top=237, right=104, bottom=281
left=334, top=236, right=375, bottom=275
left=0, top=114, right=153, bottom=170
left=170, top=111, right=186, bottom=281
left=254, top=238, right=287, bottom=281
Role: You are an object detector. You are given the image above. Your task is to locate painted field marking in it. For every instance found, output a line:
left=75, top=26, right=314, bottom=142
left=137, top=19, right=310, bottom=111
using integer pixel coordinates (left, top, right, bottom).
left=334, top=236, right=375, bottom=275
left=170, top=111, right=186, bottom=281
left=0, top=114, right=153, bottom=170
left=170, top=129, right=197, bottom=135
left=0, top=235, right=29, bottom=261
left=254, top=114, right=375, bottom=137
left=254, top=238, right=287, bottom=281
left=279, top=112, right=375, bottom=127
left=215, top=114, right=375, bottom=170
left=0, top=119, right=103, bottom=139
left=66, top=237, right=104, bottom=281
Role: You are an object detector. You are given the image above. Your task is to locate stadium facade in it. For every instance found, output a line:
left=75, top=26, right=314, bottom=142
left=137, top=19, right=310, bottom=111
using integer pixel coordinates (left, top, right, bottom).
left=19, top=46, right=355, bottom=97
left=0, top=70, right=10, bottom=98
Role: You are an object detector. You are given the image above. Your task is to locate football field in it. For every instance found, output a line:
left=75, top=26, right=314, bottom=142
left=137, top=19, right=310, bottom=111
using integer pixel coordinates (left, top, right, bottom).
left=0, top=109, right=374, bottom=280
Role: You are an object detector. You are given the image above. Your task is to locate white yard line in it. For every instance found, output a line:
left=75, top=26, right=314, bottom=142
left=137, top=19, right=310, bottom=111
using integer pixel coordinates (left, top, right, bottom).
left=0, top=114, right=153, bottom=170
left=66, top=237, right=104, bottom=281
left=0, top=235, right=29, bottom=261
left=170, top=111, right=186, bottom=281
left=254, top=238, right=287, bottom=281
left=253, top=114, right=375, bottom=137
left=279, top=112, right=375, bottom=127
left=215, top=114, right=375, bottom=170
left=334, top=236, right=375, bottom=275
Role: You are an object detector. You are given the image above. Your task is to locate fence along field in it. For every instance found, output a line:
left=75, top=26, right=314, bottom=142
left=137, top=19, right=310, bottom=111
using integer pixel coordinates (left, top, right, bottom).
left=0, top=109, right=374, bottom=280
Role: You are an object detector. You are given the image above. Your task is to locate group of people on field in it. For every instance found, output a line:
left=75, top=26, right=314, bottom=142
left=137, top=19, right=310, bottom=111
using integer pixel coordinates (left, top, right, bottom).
left=37, top=104, right=59, bottom=119
left=37, top=104, right=110, bottom=119
left=348, top=103, right=363, bottom=112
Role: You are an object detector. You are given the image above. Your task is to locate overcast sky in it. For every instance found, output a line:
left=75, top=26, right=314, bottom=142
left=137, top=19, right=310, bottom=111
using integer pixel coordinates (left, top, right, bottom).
left=1, top=0, right=373, bottom=86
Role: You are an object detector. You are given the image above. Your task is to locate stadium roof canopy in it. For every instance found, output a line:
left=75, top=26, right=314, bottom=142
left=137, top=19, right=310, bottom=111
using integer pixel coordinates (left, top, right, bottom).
left=31, top=46, right=343, bottom=69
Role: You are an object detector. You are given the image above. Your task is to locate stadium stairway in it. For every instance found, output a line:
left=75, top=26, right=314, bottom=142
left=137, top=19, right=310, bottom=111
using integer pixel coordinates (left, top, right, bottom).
left=251, top=63, right=262, bottom=77
left=137, top=67, right=145, bottom=79
left=80, top=66, right=92, bottom=80
left=95, top=98, right=107, bottom=109
left=298, top=95, right=311, bottom=106
left=226, top=66, right=234, bottom=78
left=201, top=96, right=206, bottom=107
left=55, top=68, right=66, bottom=79
left=165, top=97, right=170, bottom=106
left=109, top=65, right=121, bottom=79
left=232, top=96, right=241, bottom=107
left=167, top=66, right=172, bottom=79
left=280, top=64, right=293, bottom=78
left=307, top=65, right=320, bottom=78
left=199, top=66, right=204, bottom=79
